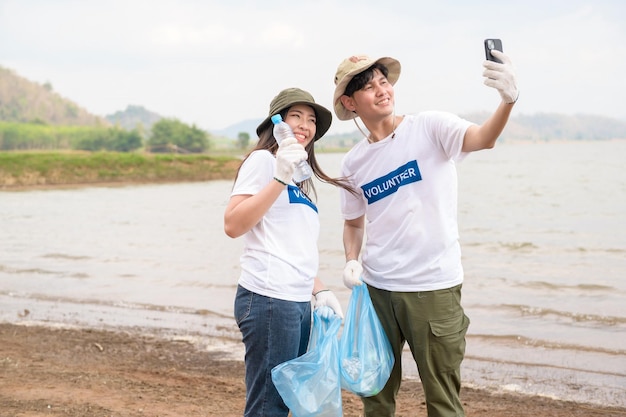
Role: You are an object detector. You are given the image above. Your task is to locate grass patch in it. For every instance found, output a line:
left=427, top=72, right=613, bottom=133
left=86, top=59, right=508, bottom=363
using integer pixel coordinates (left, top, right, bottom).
left=0, top=151, right=241, bottom=188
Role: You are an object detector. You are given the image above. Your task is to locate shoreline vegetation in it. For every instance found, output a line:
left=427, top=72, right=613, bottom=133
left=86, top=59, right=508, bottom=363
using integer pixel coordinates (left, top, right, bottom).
left=0, top=151, right=242, bottom=189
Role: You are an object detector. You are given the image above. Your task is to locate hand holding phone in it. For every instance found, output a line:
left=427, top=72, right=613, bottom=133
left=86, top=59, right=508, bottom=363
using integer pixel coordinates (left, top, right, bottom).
left=482, top=38, right=518, bottom=103
left=484, top=39, right=503, bottom=63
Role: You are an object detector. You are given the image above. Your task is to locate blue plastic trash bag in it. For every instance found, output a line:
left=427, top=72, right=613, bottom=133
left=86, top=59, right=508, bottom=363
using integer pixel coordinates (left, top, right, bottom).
left=271, top=306, right=342, bottom=417
left=339, top=284, right=394, bottom=397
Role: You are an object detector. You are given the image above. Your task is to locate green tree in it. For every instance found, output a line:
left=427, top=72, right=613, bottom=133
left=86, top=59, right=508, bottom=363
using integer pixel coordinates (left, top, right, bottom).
left=74, top=127, right=143, bottom=152
left=147, top=118, right=210, bottom=153
left=237, top=132, right=250, bottom=149
left=109, top=128, right=143, bottom=152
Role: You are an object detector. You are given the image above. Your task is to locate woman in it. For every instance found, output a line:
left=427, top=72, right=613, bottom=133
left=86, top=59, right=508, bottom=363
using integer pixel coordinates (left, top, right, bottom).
left=224, top=87, right=354, bottom=417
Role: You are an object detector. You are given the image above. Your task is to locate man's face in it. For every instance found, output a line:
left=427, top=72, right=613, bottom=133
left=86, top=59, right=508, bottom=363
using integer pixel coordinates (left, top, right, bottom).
left=344, top=69, right=394, bottom=120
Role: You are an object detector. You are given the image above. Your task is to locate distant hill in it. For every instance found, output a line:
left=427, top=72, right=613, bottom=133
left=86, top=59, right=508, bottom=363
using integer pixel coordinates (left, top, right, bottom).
left=212, top=118, right=261, bottom=140
left=0, top=66, right=165, bottom=135
left=213, top=112, right=626, bottom=147
left=460, top=111, right=626, bottom=142
left=0, top=66, right=108, bottom=126
left=105, top=105, right=163, bottom=132
left=2, top=65, right=625, bottom=146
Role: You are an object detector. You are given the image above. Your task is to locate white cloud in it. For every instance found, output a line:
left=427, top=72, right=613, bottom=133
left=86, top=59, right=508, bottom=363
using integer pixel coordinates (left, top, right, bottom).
left=1, top=0, right=625, bottom=135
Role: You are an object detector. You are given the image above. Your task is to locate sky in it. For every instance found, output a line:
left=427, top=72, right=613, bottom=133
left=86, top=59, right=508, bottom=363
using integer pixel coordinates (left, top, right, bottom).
left=1, top=0, right=625, bottom=135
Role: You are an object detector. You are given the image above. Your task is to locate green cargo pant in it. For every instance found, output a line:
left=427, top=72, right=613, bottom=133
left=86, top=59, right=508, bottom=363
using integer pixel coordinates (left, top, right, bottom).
left=363, top=283, right=470, bottom=417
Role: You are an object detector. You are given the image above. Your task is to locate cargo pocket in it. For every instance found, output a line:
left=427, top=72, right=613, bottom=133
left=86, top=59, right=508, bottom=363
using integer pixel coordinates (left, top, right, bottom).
left=428, top=313, right=470, bottom=372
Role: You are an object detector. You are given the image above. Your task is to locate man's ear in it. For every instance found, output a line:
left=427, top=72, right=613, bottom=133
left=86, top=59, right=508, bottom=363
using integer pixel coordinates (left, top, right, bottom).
left=340, top=95, right=356, bottom=112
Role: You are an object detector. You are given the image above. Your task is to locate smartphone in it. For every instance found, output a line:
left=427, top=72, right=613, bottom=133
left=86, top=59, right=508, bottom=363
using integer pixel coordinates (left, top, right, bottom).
left=484, top=38, right=503, bottom=63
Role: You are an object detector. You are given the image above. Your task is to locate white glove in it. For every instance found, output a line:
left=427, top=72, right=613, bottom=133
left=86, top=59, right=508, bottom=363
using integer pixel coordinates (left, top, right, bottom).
left=274, top=137, right=307, bottom=184
left=483, top=49, right=519, bottom=104
left=314, top=290, right=344, bottom=319
left=342, top=260, right=363, bottom=289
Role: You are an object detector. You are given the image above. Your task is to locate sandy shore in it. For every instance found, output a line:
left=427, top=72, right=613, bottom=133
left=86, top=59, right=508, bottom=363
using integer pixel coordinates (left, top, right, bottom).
left=1, top=323, right=625, bottom=417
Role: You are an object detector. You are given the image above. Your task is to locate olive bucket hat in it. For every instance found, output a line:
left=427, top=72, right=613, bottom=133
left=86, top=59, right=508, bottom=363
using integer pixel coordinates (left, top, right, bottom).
left=333, top=55, right=401, bottom=121
left=256, top=88, right=332, bottom=141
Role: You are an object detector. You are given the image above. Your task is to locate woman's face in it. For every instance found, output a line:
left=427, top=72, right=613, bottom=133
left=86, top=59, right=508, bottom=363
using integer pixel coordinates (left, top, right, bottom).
left=284, top=104, right=317, bottom=147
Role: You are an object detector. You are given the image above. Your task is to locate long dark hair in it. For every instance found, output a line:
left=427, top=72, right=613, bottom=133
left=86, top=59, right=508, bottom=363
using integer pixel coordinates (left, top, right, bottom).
left=233, top=106, right=357, bottom=200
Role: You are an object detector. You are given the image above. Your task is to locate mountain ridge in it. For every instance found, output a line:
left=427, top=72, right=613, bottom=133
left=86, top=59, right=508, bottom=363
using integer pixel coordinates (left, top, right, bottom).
left=2, top=65, right=626, bottom=144
left=0, top=66, right=109, bottom=127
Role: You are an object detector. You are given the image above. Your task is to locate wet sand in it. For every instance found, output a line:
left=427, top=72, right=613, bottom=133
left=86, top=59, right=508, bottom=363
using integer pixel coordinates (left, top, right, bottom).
left=2, top=323, right=625, bottom=417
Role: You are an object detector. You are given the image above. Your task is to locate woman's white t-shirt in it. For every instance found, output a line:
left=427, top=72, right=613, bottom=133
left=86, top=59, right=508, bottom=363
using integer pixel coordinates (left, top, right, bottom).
left=340, top=111, right=474, bottom=292
left=231, top=149, right=319, bottom=302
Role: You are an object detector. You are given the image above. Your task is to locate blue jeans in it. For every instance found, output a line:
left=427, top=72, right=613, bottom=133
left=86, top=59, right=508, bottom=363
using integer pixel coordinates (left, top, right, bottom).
left=234, top=285, right=312, bottom=417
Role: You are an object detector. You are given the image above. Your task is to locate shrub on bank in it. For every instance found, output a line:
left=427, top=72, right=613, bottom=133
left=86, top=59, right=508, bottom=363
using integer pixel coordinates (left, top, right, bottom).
left=0, top=151, right=239, bottom=188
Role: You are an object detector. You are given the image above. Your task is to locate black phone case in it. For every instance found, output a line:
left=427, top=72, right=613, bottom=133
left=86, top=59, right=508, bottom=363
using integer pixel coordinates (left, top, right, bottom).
left=484, top=39, right=503, bottom=63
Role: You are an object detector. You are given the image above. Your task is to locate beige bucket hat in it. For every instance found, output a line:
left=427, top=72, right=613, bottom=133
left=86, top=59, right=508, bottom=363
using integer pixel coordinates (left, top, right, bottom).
left=333, top=55, right=401, bottom=120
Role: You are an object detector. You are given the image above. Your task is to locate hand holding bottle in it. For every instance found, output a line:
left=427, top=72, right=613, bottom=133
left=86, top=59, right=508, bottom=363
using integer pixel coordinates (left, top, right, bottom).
left=272, top=114, right=312, bottom=182
left=274, top=137, right=307, bottom=185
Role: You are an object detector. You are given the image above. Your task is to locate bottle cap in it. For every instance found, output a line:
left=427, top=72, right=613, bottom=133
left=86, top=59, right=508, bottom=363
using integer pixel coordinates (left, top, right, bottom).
left=270, top=114, right=283, bottom=124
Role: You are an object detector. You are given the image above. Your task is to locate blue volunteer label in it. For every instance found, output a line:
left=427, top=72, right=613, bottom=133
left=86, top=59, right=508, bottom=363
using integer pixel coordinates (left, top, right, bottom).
left=287, top=185, right=318, bottom=212
left=361, top=160, right=422, bottom=204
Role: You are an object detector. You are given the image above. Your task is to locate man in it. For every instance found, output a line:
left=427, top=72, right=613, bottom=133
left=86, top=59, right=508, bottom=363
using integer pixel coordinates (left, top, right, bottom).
left=332, top=49, right=518, bottom=417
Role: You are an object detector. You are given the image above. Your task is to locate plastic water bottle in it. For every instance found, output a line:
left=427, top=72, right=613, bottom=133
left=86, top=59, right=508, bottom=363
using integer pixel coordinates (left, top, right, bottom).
left=271, top=114, right=312, bottom=182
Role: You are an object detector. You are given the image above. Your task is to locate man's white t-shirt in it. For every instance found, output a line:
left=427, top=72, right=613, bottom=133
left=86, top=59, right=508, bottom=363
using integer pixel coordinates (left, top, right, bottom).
left=232, top=149, right=319, bottom=302
left=340, top=111, right=474, bottom=292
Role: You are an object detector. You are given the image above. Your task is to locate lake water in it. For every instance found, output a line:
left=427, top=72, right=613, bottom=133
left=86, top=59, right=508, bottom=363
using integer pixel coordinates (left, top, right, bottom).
left=1, top=140, right=625, bottom=407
